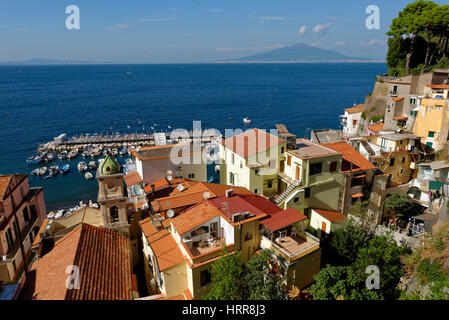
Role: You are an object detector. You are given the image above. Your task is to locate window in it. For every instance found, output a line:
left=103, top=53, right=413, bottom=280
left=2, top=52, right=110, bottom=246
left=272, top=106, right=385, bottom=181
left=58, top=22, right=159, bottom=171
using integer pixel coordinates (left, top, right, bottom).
left=310, top=163, right=322, bottom=175
left=12, top=260, right=16, bottom=273
left=304, top=208, right=311, bottom=218
left=20, top=186, right=24, bottom=199
left=240, top=161, right=243, bottom=169
left=389, top=158, right=395, bottom=166
left=294, top=197, right=299, bottom=203
left=304, top=188, right=310, bottom=199
left=353, top=120, right=357, bottom=126
left=281, top=147, right=285, bottom=154
left=402, top=157, right=406, bottom=163
left=287, top=155, right=291, bottom=166
left=232, top=153, right=235, bottom=165
left=23, top=206, right=29, bottom=222
left=428, top=131, right=435, bottom=138
left=188, top=173, right=195, bottom=179
left=5, top=227, right=13, bottom=251
left=254, top=189, right=258, bottom=194
left=255, top=169, right=259, bottom=175
left=400, top=140, right=403, bottom=145
left=426, top=142, right=433, bottom=148
left=229, top=172, right=235, bottom=185
left=269, top=159, right=276, bottom=169
left=329, top=162, right=337, bottom=172
left=267, top=181, right=273, bottom=189
left=30, top=205, right=37, bottom=219
left=244, top=233, right=253, bottom=241
left=191, top=226, right=209, bottom=237
left=110, top=206, right=119, bottom=223
left=392, top=85, right=398, bottom=94
left=200, top=270, right=212, bottom=287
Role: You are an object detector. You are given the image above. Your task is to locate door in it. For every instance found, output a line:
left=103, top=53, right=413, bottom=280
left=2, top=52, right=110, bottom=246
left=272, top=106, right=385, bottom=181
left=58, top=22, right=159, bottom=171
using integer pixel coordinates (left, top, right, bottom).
left=296, top=166, right=300, bottom=180
left=280, top=160, right=285, bottom=173
left=321, top=221, right=327, bottom=233
left=210, top=222, right=218, bottom=238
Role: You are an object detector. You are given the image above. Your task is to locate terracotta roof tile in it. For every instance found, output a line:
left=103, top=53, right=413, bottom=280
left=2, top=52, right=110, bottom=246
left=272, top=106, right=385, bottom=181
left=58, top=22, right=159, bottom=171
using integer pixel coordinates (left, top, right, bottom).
left=290, top=139, right=341, bottom=160
left=321, top=142, right=376, bottom=173
left=426, top=84, right=449, bottom=89
left=393, top=97, right=404, bottom=102
left=261, top=208, right=307, bottom=231
left=22, top=224, right=133, bottom=300
left=223, top=128, right=285, bottom=158
left=344, top=104, right=364, bottom=114
left=0, top=175, right=12, bottom=201
left=124, top=171, right=142, bottom=186
left=150, top=233, right=185, bottom=271
left=170, top=201, right=222, bottom=235
left=369, top=122, right=384, bottom=132
left=393, top=116, right=408, bottom=121
left=139, top=218, right=170, bottom=243
left=312, top=208, right=345, bottom=223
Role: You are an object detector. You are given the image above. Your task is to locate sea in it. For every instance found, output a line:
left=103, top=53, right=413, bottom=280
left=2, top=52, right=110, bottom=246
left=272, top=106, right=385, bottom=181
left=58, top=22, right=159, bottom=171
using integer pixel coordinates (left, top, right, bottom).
left=0, top=63, right=387, bottom=211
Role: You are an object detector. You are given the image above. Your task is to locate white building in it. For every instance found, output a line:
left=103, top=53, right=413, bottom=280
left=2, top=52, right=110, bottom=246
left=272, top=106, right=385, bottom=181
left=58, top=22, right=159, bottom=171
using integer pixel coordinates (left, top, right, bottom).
left=132, top=143, right=207, bottom=185
left=340, top=104, right=365, bottom=137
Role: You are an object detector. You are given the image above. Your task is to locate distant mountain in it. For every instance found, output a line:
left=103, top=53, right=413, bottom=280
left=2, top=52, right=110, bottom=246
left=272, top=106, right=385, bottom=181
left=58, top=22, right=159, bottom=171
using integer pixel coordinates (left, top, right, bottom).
left=229, top=43, right=380, bottom=63
left=0, top=58, right=108, bottom=65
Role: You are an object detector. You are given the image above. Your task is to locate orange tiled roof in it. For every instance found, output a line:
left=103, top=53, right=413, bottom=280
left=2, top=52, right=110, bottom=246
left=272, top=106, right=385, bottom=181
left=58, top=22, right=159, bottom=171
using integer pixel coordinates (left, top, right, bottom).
left=426, top=84, right=449, bottom=89
left=312, top=208, right=345, bottom=223
left=22, top=223, right=133, bottom=300
left=170, top=201, right=222, bottom=235
left=344, top=104, right=364, bottom=114
left=393, top=116, right=408, bottom=121
left=223, top=128, right=285, bottom=158
left=139, top=218, right=170, bottom=243
left=393, top=97, right=404, bottom=102
left=322, top=142, right=376, bottom=173
left=150, top=233, right=185, bottom=271
left=261, top=208, right=307, bottom=231
left=0, top=175, right=12, bottom=201
left=369, top=122, right=384, bottom=132
left=149, top=179, right=252, bottom=212
left=124, top=171, right=142, bottom=186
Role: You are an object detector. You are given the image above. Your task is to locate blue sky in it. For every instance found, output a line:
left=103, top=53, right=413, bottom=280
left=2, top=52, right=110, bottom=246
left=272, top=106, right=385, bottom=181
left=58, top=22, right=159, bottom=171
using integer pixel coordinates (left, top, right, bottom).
left=0, top=0, right=446, bottom=63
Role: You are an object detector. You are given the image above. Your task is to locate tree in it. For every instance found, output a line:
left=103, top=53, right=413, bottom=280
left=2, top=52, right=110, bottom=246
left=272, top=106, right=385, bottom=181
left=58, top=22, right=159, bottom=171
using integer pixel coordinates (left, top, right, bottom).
left=204, top=251, right=243, bottom=300
left=386, top=1, right=438, bottom=75
left=242, top=250, right=288, bottom=300
left=329, top=220, right=374, bottom=264
left=384, top=193, right=412, bottom=224
left=353, top=236, right=409, bottom=299
left=308, top=264, right=383, bottom=300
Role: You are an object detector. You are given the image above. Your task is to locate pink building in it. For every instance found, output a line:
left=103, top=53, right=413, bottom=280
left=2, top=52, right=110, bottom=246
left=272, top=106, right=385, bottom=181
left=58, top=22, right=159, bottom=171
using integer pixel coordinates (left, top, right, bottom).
left=0, top=174, right=46, bottom=284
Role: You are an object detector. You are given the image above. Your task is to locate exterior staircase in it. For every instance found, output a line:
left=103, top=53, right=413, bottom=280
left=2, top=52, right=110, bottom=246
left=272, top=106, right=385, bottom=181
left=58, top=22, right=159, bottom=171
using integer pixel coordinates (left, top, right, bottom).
left=274, top=184, right=296, bottom=205
left=359, top=138, right=375, bottom=156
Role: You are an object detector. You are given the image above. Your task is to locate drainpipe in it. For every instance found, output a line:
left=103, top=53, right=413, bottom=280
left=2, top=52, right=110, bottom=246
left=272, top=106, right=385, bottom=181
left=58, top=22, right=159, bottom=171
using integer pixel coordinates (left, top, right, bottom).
left=8, top=185, right=29, bottom=280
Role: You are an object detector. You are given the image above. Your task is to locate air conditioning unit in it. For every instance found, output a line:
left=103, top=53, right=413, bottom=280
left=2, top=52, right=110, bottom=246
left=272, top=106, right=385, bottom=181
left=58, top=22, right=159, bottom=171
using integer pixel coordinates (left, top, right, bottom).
left=232, top=213, right=243, bottom=223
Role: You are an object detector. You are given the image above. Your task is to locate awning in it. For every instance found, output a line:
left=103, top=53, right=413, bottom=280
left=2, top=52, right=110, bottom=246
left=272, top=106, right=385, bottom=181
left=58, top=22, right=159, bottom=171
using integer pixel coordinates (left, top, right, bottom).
left=429, top=180, right=444, bottom=191
left=351, top=193, right=364, bottom=198
left=354, top=174, right=366, bottom=178
left=393, top=116, right=408, bottom=121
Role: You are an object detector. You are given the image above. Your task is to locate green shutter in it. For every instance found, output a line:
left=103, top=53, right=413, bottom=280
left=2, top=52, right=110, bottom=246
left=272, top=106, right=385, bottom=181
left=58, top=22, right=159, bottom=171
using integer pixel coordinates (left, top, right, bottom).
left=429, top=180, right=443, bottom=191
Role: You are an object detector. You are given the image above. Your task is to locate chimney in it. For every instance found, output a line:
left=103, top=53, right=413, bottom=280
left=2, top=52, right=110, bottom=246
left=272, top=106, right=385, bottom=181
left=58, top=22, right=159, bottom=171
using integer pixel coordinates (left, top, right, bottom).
left=233, top=136, right=237, bottom=151
left=244, top=137, right=249, bottom=157
left=226, top=189, right=234, bottom=197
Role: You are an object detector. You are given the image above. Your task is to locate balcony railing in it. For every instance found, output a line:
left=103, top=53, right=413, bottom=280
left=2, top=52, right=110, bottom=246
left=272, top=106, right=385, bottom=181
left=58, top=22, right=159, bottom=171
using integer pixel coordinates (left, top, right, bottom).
left=261, top=232, right=320, bottom=263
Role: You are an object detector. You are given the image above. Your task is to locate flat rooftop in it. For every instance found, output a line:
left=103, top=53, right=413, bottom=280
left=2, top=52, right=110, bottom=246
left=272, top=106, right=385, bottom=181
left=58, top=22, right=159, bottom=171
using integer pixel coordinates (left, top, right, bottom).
left=289, top=139, right=341, bottom=160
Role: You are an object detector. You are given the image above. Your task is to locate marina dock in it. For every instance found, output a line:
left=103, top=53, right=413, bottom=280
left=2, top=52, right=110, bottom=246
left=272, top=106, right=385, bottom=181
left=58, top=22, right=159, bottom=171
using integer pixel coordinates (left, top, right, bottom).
left=37, top=130, right=223, bottom=153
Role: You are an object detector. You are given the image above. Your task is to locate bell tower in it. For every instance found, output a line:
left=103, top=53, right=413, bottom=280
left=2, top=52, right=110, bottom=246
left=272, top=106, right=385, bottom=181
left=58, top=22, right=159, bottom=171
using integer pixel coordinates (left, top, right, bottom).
left=96, top=155, right=129, bottom=233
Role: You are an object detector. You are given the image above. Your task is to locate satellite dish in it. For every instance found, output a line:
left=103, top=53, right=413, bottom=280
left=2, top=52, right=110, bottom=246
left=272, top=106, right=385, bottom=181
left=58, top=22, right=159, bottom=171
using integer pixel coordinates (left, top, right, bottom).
left=167, top=209, right=175, bottom=218
left=166, top=175, right=173, bottom=182
left=177, top=184, right=185, bottom=192
left=203, top=191, right=210, bottom=200
left=167, top=170, right=173, bottom=176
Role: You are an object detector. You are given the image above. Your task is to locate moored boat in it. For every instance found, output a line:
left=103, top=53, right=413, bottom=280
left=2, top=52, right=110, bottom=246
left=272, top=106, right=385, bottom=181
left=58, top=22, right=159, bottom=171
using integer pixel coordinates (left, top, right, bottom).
left=84, top=172, right=94, bottom=180
left=60, top=164, right=70, bottom=174
left=68, top=149, right=78, bottom=160
left=119, top=147, right=127, bottom=155
left=243, top=117, right=251, bottom=124
left=88, top=161, right=97, bottom=170
left=27, top=153, right=44, bottom=165
left=58, top=151, right=68, bottom=160
left=111, top=148, right=119, bottom=156
left=46, top=152, right=56, bottom=162
left=77, top=161, right=88, bottom=173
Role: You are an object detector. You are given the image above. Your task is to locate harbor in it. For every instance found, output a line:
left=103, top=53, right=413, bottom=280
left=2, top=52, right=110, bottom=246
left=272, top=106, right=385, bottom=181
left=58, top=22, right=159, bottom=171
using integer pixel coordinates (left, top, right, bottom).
left=36, top=129, right=224, bottom=153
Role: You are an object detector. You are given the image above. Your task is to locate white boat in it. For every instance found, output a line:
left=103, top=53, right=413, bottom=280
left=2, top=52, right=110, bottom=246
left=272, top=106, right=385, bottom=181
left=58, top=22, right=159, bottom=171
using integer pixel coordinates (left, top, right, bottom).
left=84, top=172, right=94, bottom=180
left=68, top=149, right=78, bottom=160
left=31, top=168, right=40, bottom=175
left=111, top=148, right=119, bottom=156
left=38, top=167, right=48, bottom=176
left=77, top=161, right=88, bottom=173
left=243, top=117, right=251, bottom=124
left=58, top=151, right=68, bottom=160
left=88, top=161, right=97, bottom=170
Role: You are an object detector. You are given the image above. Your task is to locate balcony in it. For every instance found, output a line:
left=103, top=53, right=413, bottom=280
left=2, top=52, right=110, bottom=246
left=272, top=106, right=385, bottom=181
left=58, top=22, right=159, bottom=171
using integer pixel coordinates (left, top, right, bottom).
left=261, top=231, right=320, bottom=264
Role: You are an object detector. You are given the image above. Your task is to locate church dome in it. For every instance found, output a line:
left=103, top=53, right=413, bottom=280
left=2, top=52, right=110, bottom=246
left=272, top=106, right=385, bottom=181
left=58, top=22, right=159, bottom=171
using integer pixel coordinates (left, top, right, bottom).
left=99, top=155, right=121, bottom=175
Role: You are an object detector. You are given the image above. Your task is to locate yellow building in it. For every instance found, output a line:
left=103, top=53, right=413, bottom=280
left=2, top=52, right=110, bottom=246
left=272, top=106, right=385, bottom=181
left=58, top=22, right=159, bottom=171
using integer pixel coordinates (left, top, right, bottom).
left=219, top=128, right=286, bottom=199
left=139, top=191, right=321, bottom=299
left=412, top=84, right=449, bottom=150
left=275, top=139, right=343, bottom=220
